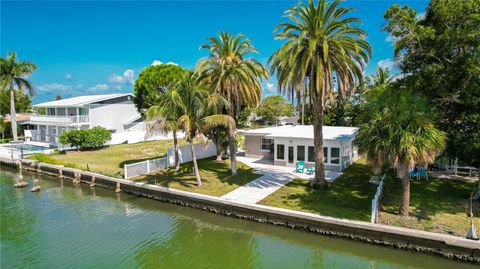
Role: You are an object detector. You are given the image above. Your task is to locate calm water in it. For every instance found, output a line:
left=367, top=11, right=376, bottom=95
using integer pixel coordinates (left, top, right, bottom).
left=0, top=167, right=476, bottom=269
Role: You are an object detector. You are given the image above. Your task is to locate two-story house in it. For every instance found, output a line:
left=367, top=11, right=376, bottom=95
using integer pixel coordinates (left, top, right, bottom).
left=29, top=94, right=143, bottom=144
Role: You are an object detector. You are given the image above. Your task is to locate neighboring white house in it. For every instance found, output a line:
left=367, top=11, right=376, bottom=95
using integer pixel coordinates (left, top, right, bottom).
left=239, top=125, right=359, bottom=172
left=28, top=93, right=148, bottom=145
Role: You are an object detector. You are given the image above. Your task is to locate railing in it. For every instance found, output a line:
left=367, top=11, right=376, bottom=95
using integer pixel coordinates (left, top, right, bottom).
left=371, top=173, right=386, bottom=223
left=30, top=115, right=89, bottom=124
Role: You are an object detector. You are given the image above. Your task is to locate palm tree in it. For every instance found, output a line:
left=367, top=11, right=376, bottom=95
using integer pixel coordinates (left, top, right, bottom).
left=356, top=87, right=446, bottom=217
left=0, top=52, right=37, bottom=141
left=370, top=67, right=392, bottom=88
left=145, top=105, right=182, bottom=171
left=270, top=0, right=371, bottom=189
left=196, top=32, right=268, bottom=176
left=163, top=74, right=235, bottom=186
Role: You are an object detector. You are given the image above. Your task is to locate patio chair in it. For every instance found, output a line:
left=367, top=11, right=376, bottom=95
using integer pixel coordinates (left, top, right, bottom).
left=295, top=161, right=305, bottom=173
left=408, top=169, right=417, bottom=180
left=418, top=167, right=428, bottom=180
left=306, top=165, right=315, bottom=175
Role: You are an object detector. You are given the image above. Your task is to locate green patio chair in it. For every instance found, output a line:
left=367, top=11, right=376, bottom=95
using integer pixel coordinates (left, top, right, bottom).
left=306, top=165, right=315, bottom=175
left=295, top=161, right=305, bottom=173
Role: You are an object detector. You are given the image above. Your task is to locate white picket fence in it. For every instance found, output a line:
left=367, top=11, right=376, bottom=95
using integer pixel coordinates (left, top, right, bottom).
left=371, top=173, right=386, bottom=223
left=124, top=141, right=216, bottom=179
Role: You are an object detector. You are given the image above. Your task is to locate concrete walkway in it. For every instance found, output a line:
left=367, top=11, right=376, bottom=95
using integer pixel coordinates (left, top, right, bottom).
left=221, top=156, right=341, bottom=204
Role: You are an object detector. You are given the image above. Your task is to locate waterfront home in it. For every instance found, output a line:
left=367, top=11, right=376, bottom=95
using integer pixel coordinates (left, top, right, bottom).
left=239, top=125, right=359, bottom=172
left=28, top=94, right=145, bottom=145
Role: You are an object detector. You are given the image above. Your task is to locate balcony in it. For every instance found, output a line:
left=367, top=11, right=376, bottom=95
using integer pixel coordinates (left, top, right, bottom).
left=30, top=115, right=89, bottom=124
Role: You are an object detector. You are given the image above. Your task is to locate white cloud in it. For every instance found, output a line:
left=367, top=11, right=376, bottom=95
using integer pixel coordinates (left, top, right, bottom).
left=65, top=73, right=72, bottom=80
left=151, top=60, right=178, bottom=66
left=378, top=58, right=395, bottom=70
left=416, top=12, right=426, bottom=20
left=37, top=83, right=73, bottom=93
left=108, top=69, right=135, bottom=85
left=88, top=84, right=109, bottom=92
left=266, top=82, right=275, bottom=90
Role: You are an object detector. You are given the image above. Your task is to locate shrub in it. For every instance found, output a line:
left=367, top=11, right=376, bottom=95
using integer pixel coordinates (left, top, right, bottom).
left=30, top=153, right=62, bottom=165
left=59, top=126, right=111, bottom=150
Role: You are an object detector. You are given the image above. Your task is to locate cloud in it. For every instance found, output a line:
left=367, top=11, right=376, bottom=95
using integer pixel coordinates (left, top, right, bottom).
left=266, top=82, right=275, bottom=90
left=151, top=60, right=178, bottom=66
left=377, top=58, right=395, bottom=70
left=37, top=83, right=73, bottom=93
left=88, top=84, right=109, bottom=92
left=75, top=84, right=83, bottom=89
left=385, top=34, right=398, bottom=43
left=65, top=73, right=72, bottom=80
left=108, top=69, right=135, bottom=85
left=416, top=12, right=426, bottom=20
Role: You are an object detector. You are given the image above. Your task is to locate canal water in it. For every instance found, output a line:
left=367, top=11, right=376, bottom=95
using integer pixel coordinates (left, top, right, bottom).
left=1, top=167, right=476, bottom=269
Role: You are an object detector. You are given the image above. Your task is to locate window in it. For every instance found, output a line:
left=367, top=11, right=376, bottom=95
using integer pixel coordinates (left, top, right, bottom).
left=47, top=108, right=56, bottom=115
left=324, top=147, right=328, bottom=163
left=261, top=138, right=273, bottom=151
left=79, top=107, right=89, bottom=115
left=331, top=147, right=340, bottom=164
left=297, top=146, right=305, bottom=161
left=288, top=146, right=294, bottom=163
left=277, top=144, right=285, bottom=160
left=308, top=146, right=315, bottom=162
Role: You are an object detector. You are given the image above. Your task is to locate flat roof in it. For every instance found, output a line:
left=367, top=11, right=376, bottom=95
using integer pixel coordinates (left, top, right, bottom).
left=33, top=93, right=133, bottom=108
left=238, top=125, right=358, bottom=140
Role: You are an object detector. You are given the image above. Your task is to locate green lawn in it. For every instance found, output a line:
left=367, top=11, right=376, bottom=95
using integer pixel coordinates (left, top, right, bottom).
left=379, top=175, right=479, bottom=237
left=133, top=158, right=260, bottom=197
left=48, top=140, right=185, bottom=178
left=259, top=160, right=376, bottom=221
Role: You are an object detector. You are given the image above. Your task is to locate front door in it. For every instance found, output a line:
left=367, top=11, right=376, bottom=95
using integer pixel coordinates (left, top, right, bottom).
left=288, top=146, right=294, bottom=164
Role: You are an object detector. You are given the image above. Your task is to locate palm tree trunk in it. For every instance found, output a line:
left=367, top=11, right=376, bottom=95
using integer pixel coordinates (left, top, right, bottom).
left=190, top=140, right=202, bottom=187
left=216, top=145, right=223, bottom=161
left=9, top=84, right=18, bottom=141
left=399, top=163, right=410, bottom=216
left=173, top=130, right=180, bottom=171
left=227, top=93, right=237, bottom=176
left=301, top=84, right=305, bottom=125
left=310, top=66, right=327, bottom=190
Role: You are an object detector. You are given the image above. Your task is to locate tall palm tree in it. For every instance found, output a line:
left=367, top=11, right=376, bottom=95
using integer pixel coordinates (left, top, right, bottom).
left=196, top=32, right=268, bottom=176
left=0, top=52, right=37, bottom=141
left=356, top=87, right=446, bottom=217
left=370, top=67, right=392, bottom=88
left=270, top=0, right=371, bottom=189
left=164, top=74, right=235, bottom=186
left=145, top=105, right=182, bottom=171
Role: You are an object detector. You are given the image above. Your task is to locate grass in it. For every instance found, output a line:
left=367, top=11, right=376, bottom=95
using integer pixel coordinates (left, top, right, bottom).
left=259, top=160, right=376, bottom=221
left=133, top=158, right=261, bottom=197
left=379, top=174, right=480, bottom=237
left=44, top=140, right=185, bottom=178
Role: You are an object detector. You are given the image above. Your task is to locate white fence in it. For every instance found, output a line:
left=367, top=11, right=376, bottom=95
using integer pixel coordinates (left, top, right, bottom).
left=371, top=174, right=386, bottom=223
left=124, top=141, right=217, bottom=179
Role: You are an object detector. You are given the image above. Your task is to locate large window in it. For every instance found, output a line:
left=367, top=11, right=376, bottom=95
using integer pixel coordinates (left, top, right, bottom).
left=331, top=147, right=340, bottom=164
left=277, top=144, right=285, bottom=160
left=324, top=147, right=328, bottom=163
left=308, top=146, right=314, bottom=162
left=288, top=146, right=294, bottom=163
left=47, top=108, right=56, bottom=115
left=261, top=138, right=273, bottom=151
left=297, top=146, right=305, bottom=161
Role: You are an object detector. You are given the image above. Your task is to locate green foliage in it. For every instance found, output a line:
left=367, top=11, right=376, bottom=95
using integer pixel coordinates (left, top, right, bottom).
left=133, top=64, right=187, bottom=115
left=0, top=89, right=31, bottom=115
left=59, top=127, right=112, bottom=150
left=256, top=96, right=294, bottom=125
left=384, top=0, right=480, bottom=164
left=30, top=153, right=62, bottom=165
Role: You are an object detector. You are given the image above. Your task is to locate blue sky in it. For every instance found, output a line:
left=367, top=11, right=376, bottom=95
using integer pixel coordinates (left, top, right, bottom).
left=1, top=0, right=428, bottom=103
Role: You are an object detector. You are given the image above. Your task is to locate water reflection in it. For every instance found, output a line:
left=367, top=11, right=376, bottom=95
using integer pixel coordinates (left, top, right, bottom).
left=0, top=167, right=476, bottom=269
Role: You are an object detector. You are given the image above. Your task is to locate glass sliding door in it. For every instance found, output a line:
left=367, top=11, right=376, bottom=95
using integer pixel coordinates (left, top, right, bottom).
left=288, top=146, right=294, bottom=164
left=297, top=146, right=305, bottom=161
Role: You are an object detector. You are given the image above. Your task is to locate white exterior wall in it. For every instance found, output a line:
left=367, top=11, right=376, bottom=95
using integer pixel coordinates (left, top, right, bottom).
left=272, top=137, right=356, bottom=172
left=89, top=103, right=140, bottom=132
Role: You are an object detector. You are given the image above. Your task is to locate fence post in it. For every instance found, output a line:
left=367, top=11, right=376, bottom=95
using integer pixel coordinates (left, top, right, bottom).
left=124, top=164, right=127, bottom=179
left=147, top=160, right=150, bottom=174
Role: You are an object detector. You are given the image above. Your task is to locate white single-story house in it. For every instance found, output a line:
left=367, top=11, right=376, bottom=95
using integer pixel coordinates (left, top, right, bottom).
left=26, top=93, right=162, bottom=145
left=239, top=125, right=359, bottom=172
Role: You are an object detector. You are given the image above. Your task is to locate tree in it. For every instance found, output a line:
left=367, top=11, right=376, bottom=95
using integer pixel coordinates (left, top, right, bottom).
left=270, top=0, right=371, bottom=189
left=55, top=95, right=62, bottom=100
left=161, top=74, right=235, bottom=186
left=355, top=87, right=446, bottom=217
left=133, top=64, right=187, bottom=115
left=59, top=127, right=112, bottom=150
left=256, top=95, right=294, bottom=125
left=0, top=116, right=5, bottom=142
left=0, top=52, right=36, bottom=141
left=384, top=0, right=480, bottom=165
left=0, top=88, right=31, bottom=116
left=196, top=32, right=268, bottom=176
left=146, top=99, right=182, bottom=171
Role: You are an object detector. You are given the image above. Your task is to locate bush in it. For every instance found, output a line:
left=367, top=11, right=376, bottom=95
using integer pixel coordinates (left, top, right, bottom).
left=30, top=153, right=62, bottom=165
left=59, top=126, right=111, bottom=150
